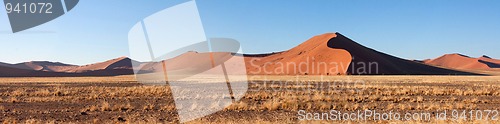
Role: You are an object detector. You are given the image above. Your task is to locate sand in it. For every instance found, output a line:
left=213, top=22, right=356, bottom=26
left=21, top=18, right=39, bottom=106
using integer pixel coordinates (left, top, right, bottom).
left=0, top=32, right=492, bottom=77
left=425, top=54, right=500, bottom=70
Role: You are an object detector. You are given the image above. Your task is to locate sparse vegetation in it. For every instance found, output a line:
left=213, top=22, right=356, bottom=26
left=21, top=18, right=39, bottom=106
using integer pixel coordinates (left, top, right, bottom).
left=0, top=75, right=499, bottom=123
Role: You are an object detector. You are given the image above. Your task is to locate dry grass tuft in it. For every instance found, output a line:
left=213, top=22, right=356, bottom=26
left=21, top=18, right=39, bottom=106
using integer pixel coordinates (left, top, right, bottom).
left=263, top=99, right=281, bottom=111
left=1, top=75, right=500, bottom=123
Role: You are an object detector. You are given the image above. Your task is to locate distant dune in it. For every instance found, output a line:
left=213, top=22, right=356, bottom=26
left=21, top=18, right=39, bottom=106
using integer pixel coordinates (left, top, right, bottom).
left=0, top=32, right=487, bottom=77
left=0, top=65, right=40, bottom=77
left=0, top=64, right=78, bottom=77
left=10, top=61, right=78, bottom=72
left=136, top=52, right=235, bottom=74
left=424, top=54, right=500, bottom=70
left=0, top=62, right=11, bottom=68
left=66, top=57, right=140, bottom=73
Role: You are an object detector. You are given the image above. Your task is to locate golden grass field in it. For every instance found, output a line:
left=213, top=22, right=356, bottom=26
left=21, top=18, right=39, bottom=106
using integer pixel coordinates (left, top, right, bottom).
left=1, top=75, right=500, bottom=123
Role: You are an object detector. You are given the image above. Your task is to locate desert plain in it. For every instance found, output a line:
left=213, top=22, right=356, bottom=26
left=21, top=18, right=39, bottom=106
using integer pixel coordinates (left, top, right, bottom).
left=1, top=33, right=499, bottom=123
left=0, top=75, right=499, bottom=123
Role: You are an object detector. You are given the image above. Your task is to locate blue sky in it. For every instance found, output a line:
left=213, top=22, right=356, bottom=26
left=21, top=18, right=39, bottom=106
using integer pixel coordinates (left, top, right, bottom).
left=1, top=0, right=499, bottom=65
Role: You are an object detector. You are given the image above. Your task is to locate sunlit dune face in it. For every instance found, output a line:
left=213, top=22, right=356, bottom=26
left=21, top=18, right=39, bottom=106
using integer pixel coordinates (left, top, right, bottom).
left=244, top=33, right=353, bottom=75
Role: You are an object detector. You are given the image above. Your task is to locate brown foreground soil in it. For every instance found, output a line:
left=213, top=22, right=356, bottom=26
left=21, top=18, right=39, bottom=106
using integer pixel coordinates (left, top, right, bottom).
left=0, top=75, right=500, bottom=123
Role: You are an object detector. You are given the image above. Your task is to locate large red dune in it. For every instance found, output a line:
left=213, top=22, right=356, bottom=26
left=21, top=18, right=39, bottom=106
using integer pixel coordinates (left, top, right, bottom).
left=244, top=33, right=352, bottom=75
left=245, top=32, right=477, bottom=75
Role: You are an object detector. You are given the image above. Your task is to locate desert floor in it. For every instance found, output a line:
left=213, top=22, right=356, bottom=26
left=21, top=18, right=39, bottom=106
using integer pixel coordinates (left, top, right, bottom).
left=0, top=75, right=500, bottom=123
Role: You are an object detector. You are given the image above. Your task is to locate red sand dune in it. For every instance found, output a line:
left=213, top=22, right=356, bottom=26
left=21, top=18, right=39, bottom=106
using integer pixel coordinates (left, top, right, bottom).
left=326, top=33, right=478, bottom=75
left=0, top=65, right=38, bottom=77
left=244, top=33, right=352, bottom=75
left=66, top=57, right=139, bottom=73
left=136, top=52, right=245, bottom=77
left=0, top=61, right=77, bottom=77
left=479, top=55, right=500, bottom=66
left=0, top=57, right=140, bottom=77
left=10, top=61, right=78, bottom=72
left=0, top=64, right=78, bottom=77
left=137, top=52, right=221, bottom=74
left=0, top=32, right=484, bottom=77
left=244, top=33, right=477, bottom=75
left=424, top=54, right=500, bottom=70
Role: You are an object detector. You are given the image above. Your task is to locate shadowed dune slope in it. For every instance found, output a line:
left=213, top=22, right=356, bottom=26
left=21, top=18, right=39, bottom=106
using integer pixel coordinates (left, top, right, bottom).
left=0, top=32, right=485, bottom=77
left=0, top=62, right=11, bottom=68
left=0, top=65, right=38, bottom=77
left=479, top=56, right=500, bottom=68
left=328, top=33, right=479, bottom=75
left=136, top=52, right=226, bottom=74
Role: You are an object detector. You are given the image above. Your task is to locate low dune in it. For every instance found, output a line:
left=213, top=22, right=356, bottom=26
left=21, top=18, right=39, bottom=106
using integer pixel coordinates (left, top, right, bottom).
left=0, top=65, right=76, bottom=77
left=66, top=57, right=140, bottom=73
left=10, top=61, right=78, bottom=72
left=245, top=33, right=477, bottom=75
left=424, top=54, right=500, bottom=70
left=0, top=57, right=139, bottom=77
left=479, top=55, right=500, bottom=68
left=0, top=65, right=36, bottom=77
left=0, top=62, right=11, bottom=68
